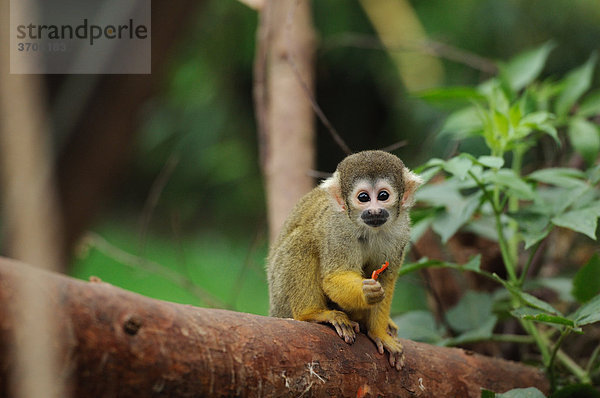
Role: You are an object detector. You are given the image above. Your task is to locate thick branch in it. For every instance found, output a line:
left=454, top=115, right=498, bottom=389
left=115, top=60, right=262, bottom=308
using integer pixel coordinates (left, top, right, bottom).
left=0, top=258, right=549, bottom=397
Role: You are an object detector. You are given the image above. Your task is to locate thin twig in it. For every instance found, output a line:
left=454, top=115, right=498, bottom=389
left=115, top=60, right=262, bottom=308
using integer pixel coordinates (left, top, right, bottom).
left=548, top=329, right=572, bottom=390
left=423, top=39, right=498, bottom=75
left=379, top=140, right=408, bottom=153
left=83, top=232, right=230, bottom=309
left=138, top=153, right=180, bottom=255
left=229, top=223, right=266, bottom=307
left=307, top=169, right=332, bottom=180
left=585, top=343, right=600, bottom=375
left=323, top=33, right=498, bottom=75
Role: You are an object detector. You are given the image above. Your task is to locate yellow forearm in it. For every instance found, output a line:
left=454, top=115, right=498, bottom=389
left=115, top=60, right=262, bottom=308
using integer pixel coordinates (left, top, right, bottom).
left=323, top=271, right=369, bottom=310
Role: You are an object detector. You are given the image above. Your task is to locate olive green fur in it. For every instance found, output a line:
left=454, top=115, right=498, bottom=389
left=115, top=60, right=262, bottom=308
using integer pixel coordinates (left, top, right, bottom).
left=266, top=150, right=415, bottom=320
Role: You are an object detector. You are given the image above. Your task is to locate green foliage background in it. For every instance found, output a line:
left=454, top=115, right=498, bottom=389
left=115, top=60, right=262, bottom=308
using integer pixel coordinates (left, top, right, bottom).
left=72, top=0, right=600, bottom=324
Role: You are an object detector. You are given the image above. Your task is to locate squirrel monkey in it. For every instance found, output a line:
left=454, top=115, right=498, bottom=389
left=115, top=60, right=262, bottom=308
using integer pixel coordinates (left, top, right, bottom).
left=267, top=150, right=422, bottom=370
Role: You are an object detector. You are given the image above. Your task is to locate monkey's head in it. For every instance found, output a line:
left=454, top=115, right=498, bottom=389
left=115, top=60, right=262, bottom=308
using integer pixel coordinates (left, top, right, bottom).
left=321, top=150, right=422, bottom=230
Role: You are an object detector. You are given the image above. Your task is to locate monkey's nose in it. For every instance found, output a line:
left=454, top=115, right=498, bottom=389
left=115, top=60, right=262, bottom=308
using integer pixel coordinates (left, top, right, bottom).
left=365, top=208, right=385, bottom=216
left=361, top=208, right=389, bottom=227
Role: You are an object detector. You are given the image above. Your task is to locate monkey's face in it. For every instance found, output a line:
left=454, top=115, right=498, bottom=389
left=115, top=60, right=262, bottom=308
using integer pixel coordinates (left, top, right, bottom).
left=348, top=178, right=399, bottom=229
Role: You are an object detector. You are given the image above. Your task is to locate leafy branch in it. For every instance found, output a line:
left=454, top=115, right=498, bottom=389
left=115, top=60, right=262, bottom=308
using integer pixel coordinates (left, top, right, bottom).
left=397, top=42, right=600, bottom=394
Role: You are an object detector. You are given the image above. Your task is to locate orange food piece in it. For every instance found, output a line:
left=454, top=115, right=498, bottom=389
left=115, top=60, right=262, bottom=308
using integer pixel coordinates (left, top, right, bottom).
left=371, top=261, right=389, bottom=280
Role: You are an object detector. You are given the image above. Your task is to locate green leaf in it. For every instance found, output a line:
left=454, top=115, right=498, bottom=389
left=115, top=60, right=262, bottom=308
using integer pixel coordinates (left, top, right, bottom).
left=445, top=316, right=497, bottom=346
left=467, top=215, right=501, bottom=241
left=493, top=110, right=510, bottom=140
left=443, top=156, right=474, bottom=180
left=485, top=169, right=535, bottom=200
left=572, top=293, right=600, bottom=327
left=522, top=226, right=552, bottom=250
left=410, top=217, right=433, bottom=243
left=571, top=191, right=600, bottom=212
left=441, top=107, right=484, bottom=138
left=415, top=180, right=463, bottom=208
left=535, top=277, right=575, bottom=302
left=494, top=274, right=561, bottom=315
left=508, top=102, right=523, bottom=128
left=511, top=307, right=575, bottom=327
left=518, top=291, right=561, bottom=315
left=572, top=254, right=600, bottom=303
left=393, top=311, right=444, bottom=343
left=496, top=387, right=547, bottom=398
left=537, top=123, right=560, bottom=144
left=527, top=168, right=587, bottom=189
left=518, top=111, right=560, bottom=144
left=418, top=165, right=442, bottom=184
left=431, top=191, right=482, bottom=243
left=477, top=156, right=504, bottom=169
left=551, top=207, right=599, bottom=240
left=578, top=89, right=600, bottom=117
left=534, top=184, right=591, bottom=216
left=520, top=111, right=553, bottom=126
left=399, top=255, right=487, bottom=278
left=463, top=254, right=482, bottom=273
left=513, top=210, right=551, bottom=249
left=588, top=164, right=600, bottom=184
left=552, top=384, right=600, bottom=398
left=555, top=54, right=598, bottom=117
left=399, top=258, right=445, bottom=276
left=502, top=41, right=555, bottom=92
left=568, top=117, right=600, bottom=166
left=446, top=291, right=494, bottom=333
left=481, top=390, right=497, bottom=398
left=419, top=158, right=446, bottom=169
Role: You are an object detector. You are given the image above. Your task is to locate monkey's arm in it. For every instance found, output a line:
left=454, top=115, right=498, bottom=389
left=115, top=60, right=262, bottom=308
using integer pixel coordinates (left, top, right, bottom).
left=322, top=271, right=376, bottom=310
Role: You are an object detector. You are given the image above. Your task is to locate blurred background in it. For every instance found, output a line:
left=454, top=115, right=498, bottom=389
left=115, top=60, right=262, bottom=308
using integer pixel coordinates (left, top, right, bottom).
left=2, top=0, right=600, bottom=316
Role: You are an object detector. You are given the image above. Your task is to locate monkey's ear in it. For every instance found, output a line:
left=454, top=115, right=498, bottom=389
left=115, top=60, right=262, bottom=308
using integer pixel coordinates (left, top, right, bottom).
left=401, top=168, right=423, bottom=209
left=320, top=172, right=346, bottom=211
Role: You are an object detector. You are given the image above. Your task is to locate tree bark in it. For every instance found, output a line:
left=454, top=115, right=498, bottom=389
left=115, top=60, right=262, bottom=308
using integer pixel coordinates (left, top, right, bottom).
left=0, top=2, right=68, bottom=396
left=254, top=0, right=316, bottom=241
left=0, top=257, right=549, bottom=397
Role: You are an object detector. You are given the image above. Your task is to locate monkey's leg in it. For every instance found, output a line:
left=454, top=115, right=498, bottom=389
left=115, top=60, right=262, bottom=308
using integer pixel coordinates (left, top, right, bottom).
left=296, top=309, right=360, bottom=344
left=284, top=260, right=360, bottom=344
left=366, top=275, right=405, bottom=370
left=387, top=317, right=399, bottom=337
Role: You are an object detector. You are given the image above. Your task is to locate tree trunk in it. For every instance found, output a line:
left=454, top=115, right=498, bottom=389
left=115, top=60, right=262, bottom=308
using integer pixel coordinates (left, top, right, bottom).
left=56, top=0, right=202, bottom=258
left=0, top=257, right=550, bottom=397
left=254, top=0, right=316, bottom=241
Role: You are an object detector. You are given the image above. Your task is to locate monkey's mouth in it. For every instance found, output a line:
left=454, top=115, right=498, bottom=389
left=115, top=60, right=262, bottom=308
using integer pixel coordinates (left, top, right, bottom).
left=362, top=216, right=388, bottom=227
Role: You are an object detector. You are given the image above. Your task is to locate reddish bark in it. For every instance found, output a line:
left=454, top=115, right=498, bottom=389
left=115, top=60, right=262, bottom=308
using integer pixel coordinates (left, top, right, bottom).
left=0, top=257, right=549, bottom=397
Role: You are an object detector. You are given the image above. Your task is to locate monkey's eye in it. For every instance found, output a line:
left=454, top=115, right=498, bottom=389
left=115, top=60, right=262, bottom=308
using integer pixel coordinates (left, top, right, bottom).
left=357, top=192, right=370, bottom=203
left=377, top=190, right=390, bottom=201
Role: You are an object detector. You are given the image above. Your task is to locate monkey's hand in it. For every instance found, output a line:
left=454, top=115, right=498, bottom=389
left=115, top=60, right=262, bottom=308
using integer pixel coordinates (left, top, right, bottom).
left=362, top=279, right=385, bottom=305
left=368, top=331, right=405, bottom=371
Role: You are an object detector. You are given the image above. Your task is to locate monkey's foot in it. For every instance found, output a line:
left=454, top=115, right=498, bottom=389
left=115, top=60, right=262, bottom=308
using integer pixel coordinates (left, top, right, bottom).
left=368, top=331, right=405, bottom=371
left=298, top=309, right=360, bottom=344
left=326, top=310, right=360, bottom=344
